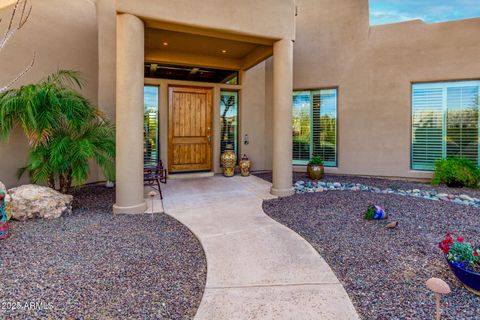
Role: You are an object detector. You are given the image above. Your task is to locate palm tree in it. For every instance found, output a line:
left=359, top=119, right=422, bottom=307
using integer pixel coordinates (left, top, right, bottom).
left=0, top=70, right=97, bottom=146
left=21, top=118, right=115, bottom=193
left=0, top=70, right=115, bottom=193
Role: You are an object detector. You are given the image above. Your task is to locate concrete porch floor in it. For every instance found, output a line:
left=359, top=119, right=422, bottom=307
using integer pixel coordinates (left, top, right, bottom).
left=160, top=175, right=359, bottom=319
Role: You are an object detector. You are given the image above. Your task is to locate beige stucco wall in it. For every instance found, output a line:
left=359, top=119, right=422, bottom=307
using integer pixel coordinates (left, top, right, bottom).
left=0, top=0, right=99, bottom=188
left=96, top=0, right=116, bottom=121
left=293, top=0, right=480, bottom=179
left=116, top=0, right=296, bottom=41
left=240, top=62, right=270, bottom=171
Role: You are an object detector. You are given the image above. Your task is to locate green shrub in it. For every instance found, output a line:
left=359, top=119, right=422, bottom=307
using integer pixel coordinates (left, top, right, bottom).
left=432, top=158, right=480, bottom=188
left=308, top=153, right=324, bottom=166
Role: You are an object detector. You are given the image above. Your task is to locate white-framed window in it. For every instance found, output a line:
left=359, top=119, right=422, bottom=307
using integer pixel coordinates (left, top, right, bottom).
left=292, top=89, right=338, bottom=167
left=412, top=80, right=480, bottom=170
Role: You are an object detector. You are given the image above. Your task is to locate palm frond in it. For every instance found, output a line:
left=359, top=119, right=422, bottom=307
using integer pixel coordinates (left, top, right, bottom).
left=46, top=69, right=84, bottom=89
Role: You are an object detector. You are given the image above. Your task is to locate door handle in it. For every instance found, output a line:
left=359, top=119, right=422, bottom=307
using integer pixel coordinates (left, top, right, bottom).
left=207, top=127, right=211, bottom=143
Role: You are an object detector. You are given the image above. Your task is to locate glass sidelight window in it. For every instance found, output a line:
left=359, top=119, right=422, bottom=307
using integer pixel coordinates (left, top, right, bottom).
left=144, top=86, right=159, bottom=166
left=220, top=91, right=239, bottom=163
left=412, top=81, right=480, bottom=170
left=292, top=89, right=338, bottom=167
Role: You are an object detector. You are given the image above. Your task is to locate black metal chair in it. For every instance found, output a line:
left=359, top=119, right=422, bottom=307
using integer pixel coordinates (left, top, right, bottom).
left=144, top=161, right=167, bottom=199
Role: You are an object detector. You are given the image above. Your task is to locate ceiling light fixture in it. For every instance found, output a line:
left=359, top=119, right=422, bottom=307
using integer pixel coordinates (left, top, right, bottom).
left=221, top=49, right=227, bottom=53
left=163, top=42, right=169, bottom=46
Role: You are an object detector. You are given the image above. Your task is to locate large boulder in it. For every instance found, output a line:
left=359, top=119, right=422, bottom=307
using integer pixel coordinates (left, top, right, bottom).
left=7, top=185, right=73, bottom=221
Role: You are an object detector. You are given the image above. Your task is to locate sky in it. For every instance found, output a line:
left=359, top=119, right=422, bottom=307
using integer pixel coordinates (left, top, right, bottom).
left=370, top=0, right=480, bottom=25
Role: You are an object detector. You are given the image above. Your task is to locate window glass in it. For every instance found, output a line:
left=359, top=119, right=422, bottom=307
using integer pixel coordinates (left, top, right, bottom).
left=220, top=91, right=239, bottom=163
left=293, top=91, right=311, bottom=162
left=144, top=86, right=159, bottom=166
left=412, top=81, right=480, bottom=170
left=293, top=89, right=338, bottom=167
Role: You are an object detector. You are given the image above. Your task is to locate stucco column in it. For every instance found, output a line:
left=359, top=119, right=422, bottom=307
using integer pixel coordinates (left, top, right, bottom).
left=113, top=14, right=147, bottom=214
left=271, top=39, right=294, bottom=197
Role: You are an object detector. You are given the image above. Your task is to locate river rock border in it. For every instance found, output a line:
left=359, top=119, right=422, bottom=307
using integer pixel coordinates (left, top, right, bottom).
left=294, top=181, right=480, bottom=208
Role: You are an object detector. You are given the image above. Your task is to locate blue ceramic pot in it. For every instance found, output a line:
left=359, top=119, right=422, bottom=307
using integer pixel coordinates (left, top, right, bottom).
left=446, top=256, right=480, bottom=295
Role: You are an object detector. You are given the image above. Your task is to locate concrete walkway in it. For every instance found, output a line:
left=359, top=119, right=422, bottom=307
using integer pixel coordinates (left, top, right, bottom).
left=162, top=175, right=359, bottom=320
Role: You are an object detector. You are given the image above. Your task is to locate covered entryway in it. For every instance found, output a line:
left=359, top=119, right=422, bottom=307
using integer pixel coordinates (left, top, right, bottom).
left=168, top=86, right=213, bottom=173
left=113, top=11, right=296, bottom=214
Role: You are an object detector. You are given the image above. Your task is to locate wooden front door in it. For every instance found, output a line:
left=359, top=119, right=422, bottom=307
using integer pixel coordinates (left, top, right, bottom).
left=168, top=86, right=213, bottom=173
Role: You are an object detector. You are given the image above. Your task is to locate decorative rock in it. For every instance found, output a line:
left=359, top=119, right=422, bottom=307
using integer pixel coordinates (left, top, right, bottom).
left=7, top=185, right=73, bottom=221
left=385, top=221, right=398, bottom=229
left=0, top=180, right=5, bottom=192
left=292, top=180, right=480, bottom=209
left=460, top=194, right=474, bottom=202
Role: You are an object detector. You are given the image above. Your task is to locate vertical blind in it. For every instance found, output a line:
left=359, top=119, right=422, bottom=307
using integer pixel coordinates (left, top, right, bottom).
left=412, top=81, right=480, bottom=170
left=293, top=89, right=338, bottom=166
left=144, top=86, right=159, bottom=166
left=220, top=91, right=238, bottom=163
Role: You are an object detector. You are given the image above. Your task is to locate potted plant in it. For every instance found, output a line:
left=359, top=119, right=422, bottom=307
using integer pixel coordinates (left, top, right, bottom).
left=307, top=153, right=324, bottom=180
left=439, top=232, right=480, bottom=295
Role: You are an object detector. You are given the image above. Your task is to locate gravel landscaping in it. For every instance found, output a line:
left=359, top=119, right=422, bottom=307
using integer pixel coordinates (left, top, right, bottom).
left=0, top=185, right=206, bottom=320
left=258, top=172, right=480, bottom=320
left=255, top=171, right=480, bottom=199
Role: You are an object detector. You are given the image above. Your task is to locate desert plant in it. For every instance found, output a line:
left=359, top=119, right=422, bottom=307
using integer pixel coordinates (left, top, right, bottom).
left=431, top=158, right=480, bottom=188
left=308, top=153, right=324, bottom=166
left=0, top=70, right=115, bottom=193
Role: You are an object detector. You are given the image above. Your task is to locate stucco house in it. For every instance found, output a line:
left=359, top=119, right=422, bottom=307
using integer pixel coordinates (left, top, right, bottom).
left=0, top=0, right=479, bottom=214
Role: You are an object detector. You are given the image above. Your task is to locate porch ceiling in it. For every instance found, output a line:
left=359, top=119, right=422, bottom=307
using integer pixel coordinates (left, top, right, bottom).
left=144, top=26, right=273, bottom=71
left=146, top=29, right=260, bottom=59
